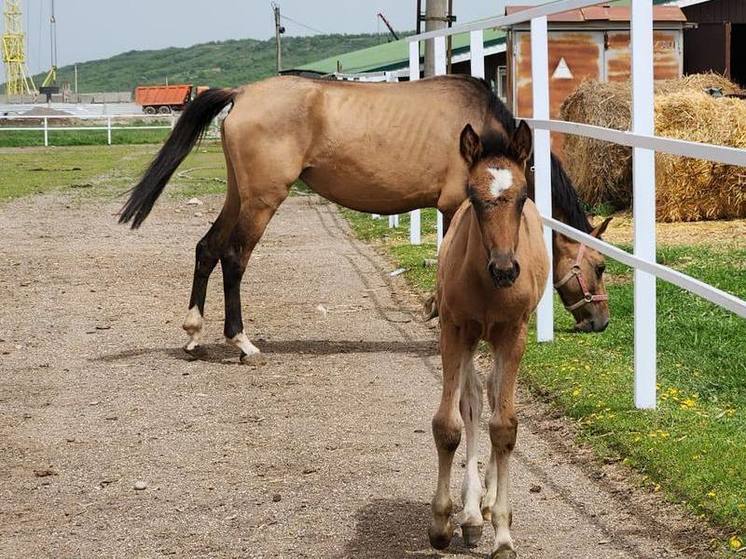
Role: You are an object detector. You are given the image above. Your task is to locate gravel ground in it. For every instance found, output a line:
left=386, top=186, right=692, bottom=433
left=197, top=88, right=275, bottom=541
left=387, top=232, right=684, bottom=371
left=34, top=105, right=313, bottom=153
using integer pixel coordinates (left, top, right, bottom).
left=0, top=193, right=716, bottom=558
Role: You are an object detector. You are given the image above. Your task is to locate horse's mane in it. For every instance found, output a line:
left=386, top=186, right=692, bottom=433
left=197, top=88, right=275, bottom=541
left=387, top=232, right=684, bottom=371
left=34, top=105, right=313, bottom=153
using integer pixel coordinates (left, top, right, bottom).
left=549, top=153, right=593, bottom=233
left=465, top=76, right=593, bottom=234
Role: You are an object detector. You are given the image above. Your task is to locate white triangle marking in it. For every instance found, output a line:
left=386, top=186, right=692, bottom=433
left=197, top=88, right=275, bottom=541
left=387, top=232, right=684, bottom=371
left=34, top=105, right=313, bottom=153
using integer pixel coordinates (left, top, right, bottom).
left=552, top=57, right=573, bottom=80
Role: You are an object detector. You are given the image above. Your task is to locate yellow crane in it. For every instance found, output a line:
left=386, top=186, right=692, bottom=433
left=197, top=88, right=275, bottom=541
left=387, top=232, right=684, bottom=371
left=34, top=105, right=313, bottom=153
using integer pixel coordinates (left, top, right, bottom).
left=2, top=0, right=38, bottom=96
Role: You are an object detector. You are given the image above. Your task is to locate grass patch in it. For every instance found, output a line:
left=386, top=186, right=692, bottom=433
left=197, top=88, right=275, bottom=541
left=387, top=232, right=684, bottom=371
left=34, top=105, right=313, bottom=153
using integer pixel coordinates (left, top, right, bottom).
left=0, top=142, right=229, bottom=202
left=0, top=128, right=171, bottom=148
left=341, top=208, right=746, bottom=550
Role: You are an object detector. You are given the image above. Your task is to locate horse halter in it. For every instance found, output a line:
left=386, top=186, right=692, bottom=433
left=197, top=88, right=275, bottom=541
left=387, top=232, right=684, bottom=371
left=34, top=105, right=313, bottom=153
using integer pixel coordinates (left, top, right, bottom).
left=553, top=244, right=608, bottom=311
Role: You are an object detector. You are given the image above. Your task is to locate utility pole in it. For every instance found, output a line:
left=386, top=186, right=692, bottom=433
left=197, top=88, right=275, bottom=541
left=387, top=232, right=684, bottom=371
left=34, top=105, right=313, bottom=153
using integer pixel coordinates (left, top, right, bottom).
left=272, top=2, right=285, bottom=75
left=423, top=0, right=449, bottom=77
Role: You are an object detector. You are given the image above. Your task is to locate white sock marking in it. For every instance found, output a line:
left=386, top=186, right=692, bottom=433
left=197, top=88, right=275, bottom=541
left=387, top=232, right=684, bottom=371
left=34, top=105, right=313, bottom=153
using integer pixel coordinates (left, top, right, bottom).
left=229, top=331, right=261, bottom=356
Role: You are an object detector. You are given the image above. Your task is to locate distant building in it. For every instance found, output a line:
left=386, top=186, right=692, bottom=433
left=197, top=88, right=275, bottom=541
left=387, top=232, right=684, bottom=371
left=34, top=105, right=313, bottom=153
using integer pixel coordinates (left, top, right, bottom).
left=505, top=4, right=688, bottom=119
left=672, top=0, right=746, bottom=86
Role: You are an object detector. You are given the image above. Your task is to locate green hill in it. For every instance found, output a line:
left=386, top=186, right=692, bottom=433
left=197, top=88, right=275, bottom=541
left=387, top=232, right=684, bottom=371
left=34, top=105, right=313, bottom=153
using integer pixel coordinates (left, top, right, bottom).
left=23, top=33, right=393, bottom=93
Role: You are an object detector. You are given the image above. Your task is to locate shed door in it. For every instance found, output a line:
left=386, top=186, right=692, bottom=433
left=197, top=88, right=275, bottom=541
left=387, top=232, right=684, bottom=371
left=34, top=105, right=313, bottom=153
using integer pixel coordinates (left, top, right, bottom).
left=683, top=23, right=731, bottom=77
left=512, top=30, right=604, bottom=119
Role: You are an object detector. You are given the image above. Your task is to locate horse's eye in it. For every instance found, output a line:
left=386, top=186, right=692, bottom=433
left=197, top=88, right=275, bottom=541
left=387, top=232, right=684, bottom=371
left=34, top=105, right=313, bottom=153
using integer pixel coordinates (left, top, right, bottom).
left=595, top=264, right=606, bottom=278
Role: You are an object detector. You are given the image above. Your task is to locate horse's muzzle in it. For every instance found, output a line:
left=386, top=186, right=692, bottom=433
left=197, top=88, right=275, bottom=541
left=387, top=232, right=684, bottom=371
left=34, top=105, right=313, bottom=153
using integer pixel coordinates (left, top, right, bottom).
left=488, top=258, right=520, bottom=288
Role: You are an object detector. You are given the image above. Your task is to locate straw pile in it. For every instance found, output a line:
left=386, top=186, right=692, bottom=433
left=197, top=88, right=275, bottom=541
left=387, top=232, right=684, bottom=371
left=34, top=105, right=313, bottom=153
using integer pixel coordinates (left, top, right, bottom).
left=655, top=92, right=746, bottom=221
left=559, top=73, right=746, bottom=221
left=560, top=80, right=632, bottom=208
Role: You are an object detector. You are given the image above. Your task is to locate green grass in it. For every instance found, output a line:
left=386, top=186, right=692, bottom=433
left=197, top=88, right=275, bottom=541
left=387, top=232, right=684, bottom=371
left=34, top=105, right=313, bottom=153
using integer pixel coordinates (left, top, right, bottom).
left=0, top=128, right=171, bottom=148
left=0, top=142, right=227, bottom=201
left=341, top=208, right=746, bottom=551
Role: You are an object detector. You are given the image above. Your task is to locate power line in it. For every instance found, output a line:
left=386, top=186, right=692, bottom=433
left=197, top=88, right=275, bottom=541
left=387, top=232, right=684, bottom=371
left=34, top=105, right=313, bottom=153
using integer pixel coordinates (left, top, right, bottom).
left=279, top=14, right=328, bottom=36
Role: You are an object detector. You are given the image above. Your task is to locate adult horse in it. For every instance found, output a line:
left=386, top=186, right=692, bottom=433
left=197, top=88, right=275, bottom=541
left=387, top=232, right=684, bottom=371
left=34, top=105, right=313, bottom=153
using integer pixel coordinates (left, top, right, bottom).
left=119, top=75, right=610, bottom=361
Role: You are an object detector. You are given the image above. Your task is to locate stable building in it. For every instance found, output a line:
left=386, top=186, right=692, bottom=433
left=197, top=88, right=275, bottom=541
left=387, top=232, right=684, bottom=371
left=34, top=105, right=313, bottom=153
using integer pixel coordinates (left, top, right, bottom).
left=505, top=4, right=688, bottom=119
left=674, top=0, right=746, bottom=86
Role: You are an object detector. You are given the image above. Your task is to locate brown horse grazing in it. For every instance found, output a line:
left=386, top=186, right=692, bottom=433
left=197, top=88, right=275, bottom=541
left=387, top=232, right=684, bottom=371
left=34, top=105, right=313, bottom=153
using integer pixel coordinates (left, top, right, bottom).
left=430, top=123, right=547, bottom=558
left=119, top=75, right=609, bottom=362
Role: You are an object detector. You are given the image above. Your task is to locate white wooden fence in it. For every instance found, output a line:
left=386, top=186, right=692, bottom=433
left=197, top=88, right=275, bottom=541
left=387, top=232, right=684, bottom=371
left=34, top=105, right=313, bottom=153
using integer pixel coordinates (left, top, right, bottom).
left=0, top=113, right=175, bottom=146
left=394, top=0, right=746, bottom=409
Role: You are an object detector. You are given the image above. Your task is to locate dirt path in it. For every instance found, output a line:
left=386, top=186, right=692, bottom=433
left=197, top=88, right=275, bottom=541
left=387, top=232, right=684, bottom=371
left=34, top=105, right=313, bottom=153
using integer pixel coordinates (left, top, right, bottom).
left=0, top=194, right=711, bottom=558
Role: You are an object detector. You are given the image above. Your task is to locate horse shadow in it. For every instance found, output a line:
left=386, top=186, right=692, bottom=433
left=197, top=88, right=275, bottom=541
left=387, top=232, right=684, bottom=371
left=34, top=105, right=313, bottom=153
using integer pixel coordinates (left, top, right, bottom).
left=93, top=339, right=438, bottom=365
left=340, top=499, right=483, bottom=559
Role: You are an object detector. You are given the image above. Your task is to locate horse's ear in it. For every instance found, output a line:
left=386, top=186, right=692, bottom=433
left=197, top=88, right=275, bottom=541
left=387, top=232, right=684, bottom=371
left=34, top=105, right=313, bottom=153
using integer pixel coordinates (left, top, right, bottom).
left=511, top=120, right=533, bottom=164
left=591, top=216, right=613, bottom=238
left=460, top=124, right=482, bottom=167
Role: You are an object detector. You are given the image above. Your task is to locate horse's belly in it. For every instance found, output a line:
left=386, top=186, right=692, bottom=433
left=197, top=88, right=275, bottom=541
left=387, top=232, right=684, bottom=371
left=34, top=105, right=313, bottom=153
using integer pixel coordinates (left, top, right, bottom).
left=300, top=166, right=439, bottom=214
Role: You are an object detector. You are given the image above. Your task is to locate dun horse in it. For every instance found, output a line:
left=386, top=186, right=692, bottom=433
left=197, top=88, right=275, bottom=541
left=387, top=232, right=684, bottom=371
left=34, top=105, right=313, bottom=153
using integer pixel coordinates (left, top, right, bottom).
left=431, top=122, right=545, bottom=558
left=119, top=75, right=610, bottom=362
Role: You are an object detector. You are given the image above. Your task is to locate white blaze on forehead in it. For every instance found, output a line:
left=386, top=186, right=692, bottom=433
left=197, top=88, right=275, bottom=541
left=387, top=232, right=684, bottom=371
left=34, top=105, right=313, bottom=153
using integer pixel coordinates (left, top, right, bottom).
left=487, top=168, right=513, bottom=198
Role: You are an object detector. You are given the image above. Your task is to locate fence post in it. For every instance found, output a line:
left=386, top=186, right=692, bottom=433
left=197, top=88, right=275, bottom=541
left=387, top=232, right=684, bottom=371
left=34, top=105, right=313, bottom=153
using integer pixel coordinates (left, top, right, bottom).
left=470, top=30, right=485, bottom=79
left=631, top=0, right=657, bottom=409
left=107, top=116, right=112, bottom=145
left=434, top=35, right=447, bottom=251
left=386, top=71, right=400, bottom=230
left=409, top=40, right=422, bottom=245
left=43, top=117, right=48, bottom=147
left=531, top=16, right=554, bottom=343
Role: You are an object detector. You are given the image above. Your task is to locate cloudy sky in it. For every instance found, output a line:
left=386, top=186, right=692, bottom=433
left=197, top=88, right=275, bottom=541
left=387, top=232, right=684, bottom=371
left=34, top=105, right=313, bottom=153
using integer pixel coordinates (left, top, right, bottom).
left=3, top=0, right=549, bottom=81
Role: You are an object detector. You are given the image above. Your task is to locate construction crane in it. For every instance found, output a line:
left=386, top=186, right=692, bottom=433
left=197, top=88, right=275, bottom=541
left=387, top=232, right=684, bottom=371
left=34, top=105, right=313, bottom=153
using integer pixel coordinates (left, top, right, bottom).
left=2, top=0, right=38, bottom=96
left=40, top=0, right=59, bottom=98
left=377, top=12, right=399, bottom=41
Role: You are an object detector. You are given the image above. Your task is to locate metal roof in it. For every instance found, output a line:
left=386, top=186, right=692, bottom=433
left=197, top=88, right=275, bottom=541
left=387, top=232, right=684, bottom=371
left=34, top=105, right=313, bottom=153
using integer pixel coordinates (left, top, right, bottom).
left=295, top=28, right=506, bottom=75
left=505, top=4, right=687, bottom=22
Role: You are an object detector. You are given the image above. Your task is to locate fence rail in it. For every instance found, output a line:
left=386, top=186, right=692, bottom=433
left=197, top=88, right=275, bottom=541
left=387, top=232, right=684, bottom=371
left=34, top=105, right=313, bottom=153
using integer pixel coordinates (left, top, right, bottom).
left=394, top=0, right=746, bottom=409
left=0, top=113, right=175, bottom=146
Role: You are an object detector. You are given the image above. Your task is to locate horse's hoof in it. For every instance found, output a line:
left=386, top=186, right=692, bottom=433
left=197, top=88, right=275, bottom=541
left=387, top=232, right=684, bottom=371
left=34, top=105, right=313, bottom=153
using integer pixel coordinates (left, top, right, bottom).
left=490, top=546, right=517, bottom=559
left=428, top=523, right=454, bottom=550
left=461, top=524, right=483, bottom=548
left=240, top=351, right=267, bottom=366
left=184, top=340, right=200, bottom=353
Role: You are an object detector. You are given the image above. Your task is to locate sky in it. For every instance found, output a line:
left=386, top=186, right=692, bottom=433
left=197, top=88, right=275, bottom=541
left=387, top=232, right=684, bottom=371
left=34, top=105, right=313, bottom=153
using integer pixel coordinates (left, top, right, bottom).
left=1, top=0, right=549, bottom=82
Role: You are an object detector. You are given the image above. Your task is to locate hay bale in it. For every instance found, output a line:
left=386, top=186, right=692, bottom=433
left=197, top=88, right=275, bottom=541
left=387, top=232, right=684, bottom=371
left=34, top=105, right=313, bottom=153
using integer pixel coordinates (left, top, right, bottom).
left=655, top=91, right=746, bottom=222
left=655, top=72, right=742, bottom=96
left=559, top=73, right=746, bottom=221
left=560, top=81, right=632, bottom=209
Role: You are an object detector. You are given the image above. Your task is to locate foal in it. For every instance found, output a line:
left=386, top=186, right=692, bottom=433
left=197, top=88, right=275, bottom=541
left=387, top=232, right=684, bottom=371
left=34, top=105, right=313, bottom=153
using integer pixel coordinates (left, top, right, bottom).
left=430, top=122, right=548, bottom=559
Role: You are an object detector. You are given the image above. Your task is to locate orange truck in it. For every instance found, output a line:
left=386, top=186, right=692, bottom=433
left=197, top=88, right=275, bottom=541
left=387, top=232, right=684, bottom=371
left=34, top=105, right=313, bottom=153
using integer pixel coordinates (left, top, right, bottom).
left=134, top=84, right=209, bottom=114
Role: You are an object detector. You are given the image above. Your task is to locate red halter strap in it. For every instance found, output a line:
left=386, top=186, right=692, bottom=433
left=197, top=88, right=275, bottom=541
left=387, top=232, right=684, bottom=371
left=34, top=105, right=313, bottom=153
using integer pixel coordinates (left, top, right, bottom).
left=553, top=244, right=608, bottom=311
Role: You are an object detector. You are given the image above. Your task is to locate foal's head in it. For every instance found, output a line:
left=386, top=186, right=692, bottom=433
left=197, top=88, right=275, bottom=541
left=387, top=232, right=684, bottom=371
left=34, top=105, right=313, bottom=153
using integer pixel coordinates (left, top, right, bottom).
left=460, top=121, right=533, bottom=288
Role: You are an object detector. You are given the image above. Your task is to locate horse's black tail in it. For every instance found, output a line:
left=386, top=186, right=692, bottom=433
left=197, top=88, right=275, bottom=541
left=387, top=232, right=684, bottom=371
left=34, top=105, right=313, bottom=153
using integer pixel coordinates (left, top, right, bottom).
left=118, top=88, right=236, bottom=228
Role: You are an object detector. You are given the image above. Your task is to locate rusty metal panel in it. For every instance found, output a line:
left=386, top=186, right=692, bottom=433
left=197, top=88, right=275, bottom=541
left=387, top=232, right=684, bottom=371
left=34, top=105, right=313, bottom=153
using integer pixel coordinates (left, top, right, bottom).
left=605, top=30, right=682, bottom=82
left=513, top=30, right=603, bottom=119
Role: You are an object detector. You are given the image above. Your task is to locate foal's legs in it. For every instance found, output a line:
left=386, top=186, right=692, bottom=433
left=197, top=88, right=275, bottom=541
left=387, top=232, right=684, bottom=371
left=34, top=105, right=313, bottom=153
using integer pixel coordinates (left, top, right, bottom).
left=430, top=321, right=477, bottom=550
left=183, top=137, right=240, bottom=351
left=458, top=349, right=484, bottom=547
left=483, top=322, right=527, bottom=559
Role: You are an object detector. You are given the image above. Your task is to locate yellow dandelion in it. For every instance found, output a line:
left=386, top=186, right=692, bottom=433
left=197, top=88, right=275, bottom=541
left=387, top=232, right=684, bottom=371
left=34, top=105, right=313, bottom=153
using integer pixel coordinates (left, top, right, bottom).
left=729, top=536, right=743, bottom=551
left=707, top=491, right=716, bottom=498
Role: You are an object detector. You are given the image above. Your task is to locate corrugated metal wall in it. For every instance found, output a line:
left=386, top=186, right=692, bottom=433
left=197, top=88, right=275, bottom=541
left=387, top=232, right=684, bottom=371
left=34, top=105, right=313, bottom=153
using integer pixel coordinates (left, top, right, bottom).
left=511, top=28, right=683, bottom=119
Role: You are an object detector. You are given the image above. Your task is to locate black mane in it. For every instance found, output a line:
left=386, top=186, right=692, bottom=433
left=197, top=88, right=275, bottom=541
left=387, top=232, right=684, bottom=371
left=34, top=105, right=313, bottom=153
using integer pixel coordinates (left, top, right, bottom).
left=549, top=153, right=593, bottom=233
left=466, top=76, right=593, bottom=233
